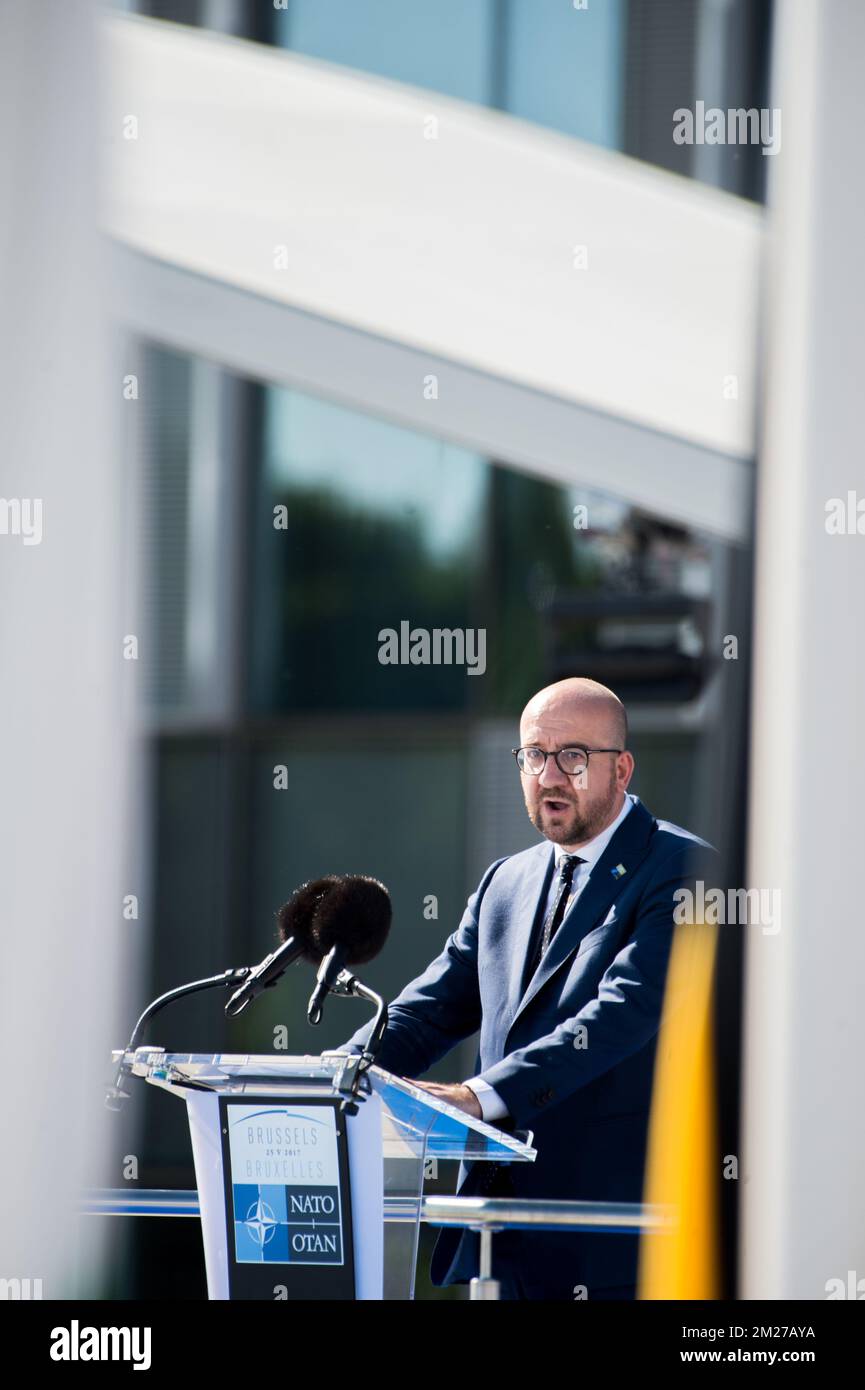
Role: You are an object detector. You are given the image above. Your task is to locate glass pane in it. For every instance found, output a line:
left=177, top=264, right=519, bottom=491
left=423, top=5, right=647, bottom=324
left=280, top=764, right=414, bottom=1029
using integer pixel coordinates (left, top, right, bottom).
left=503, top=0, right=625, bottom=148
left=251, top=386, right=488, bottom=713
left=279, top=0, right=497, bottom=105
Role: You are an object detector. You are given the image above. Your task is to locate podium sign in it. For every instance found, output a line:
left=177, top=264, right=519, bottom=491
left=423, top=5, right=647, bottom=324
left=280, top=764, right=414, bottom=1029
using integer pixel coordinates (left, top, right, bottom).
left=220, top=1096, right=355, bottom=1299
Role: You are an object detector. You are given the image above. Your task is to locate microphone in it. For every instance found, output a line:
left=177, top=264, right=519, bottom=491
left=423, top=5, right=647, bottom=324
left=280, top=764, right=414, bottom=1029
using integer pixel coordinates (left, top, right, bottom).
left=308, top=944, right=346, bottom=1026
left=225, top=873, right=391, bottom=1019
left=224, top=894, right=320, bottom=1016
left=278, top=874, right=391, bottom=1024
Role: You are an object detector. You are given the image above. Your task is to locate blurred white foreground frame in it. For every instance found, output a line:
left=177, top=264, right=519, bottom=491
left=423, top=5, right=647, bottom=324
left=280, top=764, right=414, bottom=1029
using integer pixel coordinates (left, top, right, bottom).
left=0, top=1, right=134, bottom=1298
left=743, top=0, right=865, bottom=1300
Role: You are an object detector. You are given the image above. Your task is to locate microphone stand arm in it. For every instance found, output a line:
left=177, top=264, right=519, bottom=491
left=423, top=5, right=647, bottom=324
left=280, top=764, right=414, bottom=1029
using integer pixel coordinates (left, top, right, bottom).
left=105, top=966, right=251, bottom=1110
left=325, top=969, right=389, bottom=1111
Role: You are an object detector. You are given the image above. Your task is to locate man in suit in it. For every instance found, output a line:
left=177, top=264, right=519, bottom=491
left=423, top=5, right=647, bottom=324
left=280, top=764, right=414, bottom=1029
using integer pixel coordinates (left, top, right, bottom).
left=338, top=676, right=716, bottom=1300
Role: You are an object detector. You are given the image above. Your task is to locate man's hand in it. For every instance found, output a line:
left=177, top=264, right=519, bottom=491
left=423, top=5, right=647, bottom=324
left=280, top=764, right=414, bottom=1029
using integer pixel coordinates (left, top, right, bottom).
left=407, top=1079, right=482, bottom=1119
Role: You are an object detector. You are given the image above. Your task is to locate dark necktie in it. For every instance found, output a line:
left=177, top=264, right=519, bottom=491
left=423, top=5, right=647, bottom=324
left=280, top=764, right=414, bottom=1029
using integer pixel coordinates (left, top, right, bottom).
left=535, top=853, right=584, bottom=968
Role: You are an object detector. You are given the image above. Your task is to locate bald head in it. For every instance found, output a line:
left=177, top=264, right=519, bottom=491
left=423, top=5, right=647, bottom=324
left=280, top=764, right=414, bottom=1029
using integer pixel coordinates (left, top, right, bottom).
left=520, top=678, right=628, bottom=752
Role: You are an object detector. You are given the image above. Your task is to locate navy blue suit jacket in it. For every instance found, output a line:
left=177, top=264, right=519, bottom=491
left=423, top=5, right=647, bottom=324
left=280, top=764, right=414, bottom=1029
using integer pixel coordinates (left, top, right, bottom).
left=339, top=796, right=716, bottom=1297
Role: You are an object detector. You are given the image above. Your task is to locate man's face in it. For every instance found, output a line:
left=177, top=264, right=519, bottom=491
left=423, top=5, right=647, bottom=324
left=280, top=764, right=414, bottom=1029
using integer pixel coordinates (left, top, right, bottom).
left=519, top=698, right=631, bottom=849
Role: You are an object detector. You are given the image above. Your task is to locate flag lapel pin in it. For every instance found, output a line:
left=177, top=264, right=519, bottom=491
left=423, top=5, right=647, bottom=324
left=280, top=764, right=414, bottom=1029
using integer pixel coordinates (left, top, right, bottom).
left=611, top=863, right=627, bottom=879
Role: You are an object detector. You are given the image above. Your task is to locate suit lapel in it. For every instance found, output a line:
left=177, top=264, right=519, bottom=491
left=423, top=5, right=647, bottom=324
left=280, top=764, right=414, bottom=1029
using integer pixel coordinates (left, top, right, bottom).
left=503, top=842, right=556, bottom=1025
left=510, top=799, right=656, bottom=1027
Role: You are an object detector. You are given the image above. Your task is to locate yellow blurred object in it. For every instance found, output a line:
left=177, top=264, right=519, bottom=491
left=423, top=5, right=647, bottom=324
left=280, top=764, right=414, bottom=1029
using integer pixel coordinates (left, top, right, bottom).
left=638, top=918, right=721, bottom=1299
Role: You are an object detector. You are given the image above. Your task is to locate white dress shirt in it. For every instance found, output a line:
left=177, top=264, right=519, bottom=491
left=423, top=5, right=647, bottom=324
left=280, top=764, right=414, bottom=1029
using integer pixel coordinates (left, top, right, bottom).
left=463, top=792, right=636, bottom=1123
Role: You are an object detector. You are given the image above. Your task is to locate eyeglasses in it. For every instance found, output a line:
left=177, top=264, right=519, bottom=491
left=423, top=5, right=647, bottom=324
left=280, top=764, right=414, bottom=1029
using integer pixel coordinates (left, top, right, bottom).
left=512, top=746, right=622, bottom=776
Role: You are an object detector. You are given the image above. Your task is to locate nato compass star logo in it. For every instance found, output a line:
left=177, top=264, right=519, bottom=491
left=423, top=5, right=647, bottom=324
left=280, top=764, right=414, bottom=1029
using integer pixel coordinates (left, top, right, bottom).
left=244, top=1196, right=278, bottom=1248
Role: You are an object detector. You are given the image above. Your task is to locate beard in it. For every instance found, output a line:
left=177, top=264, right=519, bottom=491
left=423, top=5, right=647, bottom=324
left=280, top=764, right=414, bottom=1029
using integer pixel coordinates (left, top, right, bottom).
left=526, top=765, right=619, bottom=846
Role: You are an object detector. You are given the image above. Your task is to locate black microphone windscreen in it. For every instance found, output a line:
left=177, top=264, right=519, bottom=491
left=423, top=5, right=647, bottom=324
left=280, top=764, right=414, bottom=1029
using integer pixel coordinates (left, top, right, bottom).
left=276, top=879, right=333, bottom=962
left=276, top=874, right=391, bottom=965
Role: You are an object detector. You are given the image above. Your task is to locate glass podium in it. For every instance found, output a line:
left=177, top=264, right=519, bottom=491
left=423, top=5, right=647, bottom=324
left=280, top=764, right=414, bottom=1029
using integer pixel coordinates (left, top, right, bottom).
left=114, top=1047, right=536, bottom=1300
